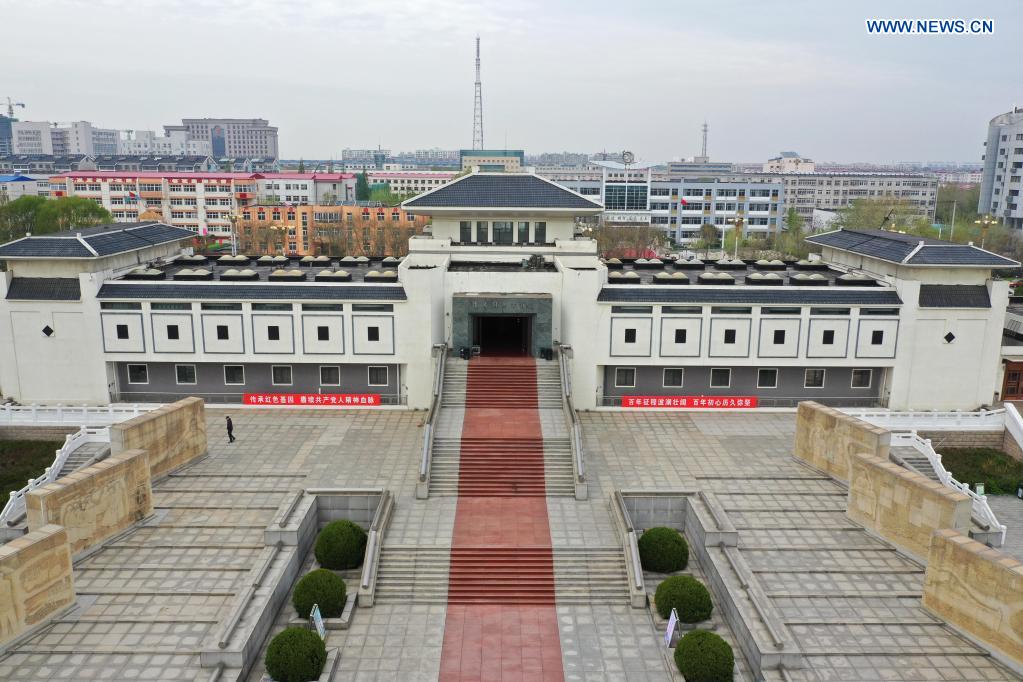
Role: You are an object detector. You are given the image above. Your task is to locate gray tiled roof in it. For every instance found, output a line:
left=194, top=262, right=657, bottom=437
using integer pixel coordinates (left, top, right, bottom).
left=918, top=284, right=991, bottom=308
left=6, top=277, right=81, bottom=301
left=806, top=229, right=1019, bottom=267
left=403, top=173, right=602, bottom=210
left=97, top=282, right=407, bottom=301
left=597, top=287, right=903, bottom=305
left=0, top=222, right=195, bottom=259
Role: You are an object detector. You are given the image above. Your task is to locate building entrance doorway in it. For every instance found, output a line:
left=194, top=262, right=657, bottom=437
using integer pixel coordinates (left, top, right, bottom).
left=1004, top=362, right=1023, bottom=400
left=472, top=315, right=531, bottom=356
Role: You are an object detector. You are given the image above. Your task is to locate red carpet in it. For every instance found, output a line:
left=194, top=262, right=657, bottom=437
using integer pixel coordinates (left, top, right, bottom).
left=439, top=356, right=564, bottom=681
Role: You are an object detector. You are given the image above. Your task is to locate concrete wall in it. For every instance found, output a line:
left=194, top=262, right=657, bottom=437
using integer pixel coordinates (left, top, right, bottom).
left=918, top=430, right=1005, bottom=450
left=110, top=397, right=207, bottom=480
left=25, top=450, right=152, bottom=556
left=0, top=524, right=75, bottom=648
left=923, top=529, right=1023, bottom=671
left=794, top=401, right=891, bottom=483
left=847, top=452, right=972, bottom=561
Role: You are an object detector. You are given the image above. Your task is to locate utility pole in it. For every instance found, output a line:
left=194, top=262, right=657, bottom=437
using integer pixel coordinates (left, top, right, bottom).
left=472, top=36, right=483, bottom=150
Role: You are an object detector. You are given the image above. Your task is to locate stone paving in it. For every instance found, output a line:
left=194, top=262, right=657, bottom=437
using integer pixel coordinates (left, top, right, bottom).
left=989, top=495, right=1023, bottom=561
left=1, top=407, right=1021, bottom=680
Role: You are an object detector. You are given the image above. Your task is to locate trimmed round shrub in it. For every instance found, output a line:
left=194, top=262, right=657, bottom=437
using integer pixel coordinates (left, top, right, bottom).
left=638, top=526, right=689, bottom=573
left=655, top=575, right=713, bottom=622
left=673, top=629, right=734, bottom=682
left=264, top=627, right=327, bottom=682
left=314, top=519, right=367, bottom=570
left=292, top=568, right=346, bottom=619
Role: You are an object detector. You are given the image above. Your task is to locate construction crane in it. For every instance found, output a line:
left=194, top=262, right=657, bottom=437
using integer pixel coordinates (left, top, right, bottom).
left=3, top=97, right=25, bottom=119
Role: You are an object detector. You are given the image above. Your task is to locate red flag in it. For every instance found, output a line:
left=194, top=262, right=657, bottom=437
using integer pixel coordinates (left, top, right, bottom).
left=680, top=198, right=688, bottom=206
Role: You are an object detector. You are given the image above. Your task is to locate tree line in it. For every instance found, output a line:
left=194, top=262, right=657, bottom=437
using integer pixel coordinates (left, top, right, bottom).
left=0, top=195, right=113, bottom=243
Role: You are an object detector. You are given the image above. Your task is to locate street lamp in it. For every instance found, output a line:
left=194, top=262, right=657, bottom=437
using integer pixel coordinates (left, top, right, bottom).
left=228, top=212, right=239, bottom=256
left=975, top=214, right=995, bottom=249
left=726, top=216, right=744, bottom=260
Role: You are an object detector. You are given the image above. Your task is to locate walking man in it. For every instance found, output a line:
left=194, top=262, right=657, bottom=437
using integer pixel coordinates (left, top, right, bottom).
left=226, top=416, right=236, bottom=443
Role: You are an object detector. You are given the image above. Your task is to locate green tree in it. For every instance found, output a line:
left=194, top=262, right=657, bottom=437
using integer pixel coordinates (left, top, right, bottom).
left=0, top=195, right=48, bottom=242
left=369, top=186, right=409, bottom=206
left=34, top=197, right=113, bottom=234
left=774, top=207, right=810, bottom=259
left=833, top=198, right=933, bottom=234
left=297, top=158, right=306, bottom=173
left=356, top=171, right=370, bottom=201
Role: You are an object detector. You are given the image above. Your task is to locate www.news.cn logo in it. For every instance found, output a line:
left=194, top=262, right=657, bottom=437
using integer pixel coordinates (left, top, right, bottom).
left=866, top=18, right=993, bottom=35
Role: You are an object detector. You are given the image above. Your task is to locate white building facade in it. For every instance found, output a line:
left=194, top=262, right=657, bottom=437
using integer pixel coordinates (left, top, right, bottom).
left=0, top=174, right=1015, bottom=412
left=979, top=106, right=1023, bottom=229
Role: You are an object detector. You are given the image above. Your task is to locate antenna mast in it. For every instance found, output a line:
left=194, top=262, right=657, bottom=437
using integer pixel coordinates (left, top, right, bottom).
left=701, top=121, right=708, bottom=159
left=472, top=36, right=483, bottom=150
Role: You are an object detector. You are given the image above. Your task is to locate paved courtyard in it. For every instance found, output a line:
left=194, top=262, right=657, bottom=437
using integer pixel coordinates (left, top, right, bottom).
left=0, top=407, right=1019, bottom=681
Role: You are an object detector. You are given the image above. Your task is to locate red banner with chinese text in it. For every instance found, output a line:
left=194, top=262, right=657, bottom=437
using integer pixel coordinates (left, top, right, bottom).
left=243, top=393, right=380, bottom=406
left=621, top=396, right=758, bottom=408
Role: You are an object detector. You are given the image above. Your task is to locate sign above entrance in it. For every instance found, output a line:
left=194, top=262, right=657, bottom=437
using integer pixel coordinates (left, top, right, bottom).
left=622, top=396, right=758, bottom=408
left=243, top=393, right=381, bottom=406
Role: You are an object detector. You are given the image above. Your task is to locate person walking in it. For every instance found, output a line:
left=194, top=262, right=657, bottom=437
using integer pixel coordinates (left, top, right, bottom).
left=226, top=416, right=236, bottom=443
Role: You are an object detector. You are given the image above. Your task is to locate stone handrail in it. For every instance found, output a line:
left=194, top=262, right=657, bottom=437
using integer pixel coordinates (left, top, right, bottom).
left=1, top=425, right=109, bottom=527
left=556, top=344, right=586, bottom=499
left=1005, top=403, right=1023, bottom=453
left=359, top=491, right=394, bottom=607
left=610, top=491, right=646, bottom=608
left=890, top=431, right=1006, bottom=545
left=216, top=542, right=281, bottom=649
left=842, top=407, right=1007, bottom=431
left=1, top=403, right=159, bottom=426
left=721, top=546, right=787, bottom=649
left=417, top=344, right=447, bottom=498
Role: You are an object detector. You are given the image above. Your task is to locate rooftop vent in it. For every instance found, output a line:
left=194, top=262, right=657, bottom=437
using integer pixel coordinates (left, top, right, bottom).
left=221, top=268, right=259, bottom=281
left=268, top=269, right=306, bottom=281
left=746, top=272, right=784, bottom=286
left=698, top=272, right=736, bottom=285
left=789, top=273, right=829, bottom=286
left=653, top=271, right=689, bottom=285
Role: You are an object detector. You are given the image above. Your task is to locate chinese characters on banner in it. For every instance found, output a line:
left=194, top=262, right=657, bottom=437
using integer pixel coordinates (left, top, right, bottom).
left=622, top=396, right=758, bottom=408
left=243, top=393, right=381, bottom=406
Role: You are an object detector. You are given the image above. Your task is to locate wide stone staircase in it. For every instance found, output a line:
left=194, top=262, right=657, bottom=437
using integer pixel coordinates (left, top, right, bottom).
left=891, top=445, right=941, bottom=483
left=441, top=359, right=562, bottom=409
left=429, top=436, right=575, bottom=496
left=57, top=441, right=110, bottom=478
left=375, top=545, right=630, bottom=605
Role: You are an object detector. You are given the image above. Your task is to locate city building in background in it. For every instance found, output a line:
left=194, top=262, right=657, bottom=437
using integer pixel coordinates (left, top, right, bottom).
left=460, top=149, right=524, bottom=171
left=166, top=118, right=279, bottom=159
left=11, top=120, right=119, bottom=156
left=366, top=170, right=458, bottom=196
left=979, top=106, right=1023, bottom=229
left=48, top=171, right=357, bottom=238
left=118, top=129, right=212, bottom=156
left=0, top=115, right=14, bottom=155
left=763, top=151, right=815, bottom=173
left=755, top=172, right=938, bottom=224
left=237, top=203, right=428, bottom=256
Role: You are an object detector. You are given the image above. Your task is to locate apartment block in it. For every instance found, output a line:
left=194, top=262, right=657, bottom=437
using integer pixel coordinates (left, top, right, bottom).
left=167, top=118, right=279, bottom=159
left=979, top=106, right=1023, bottom=229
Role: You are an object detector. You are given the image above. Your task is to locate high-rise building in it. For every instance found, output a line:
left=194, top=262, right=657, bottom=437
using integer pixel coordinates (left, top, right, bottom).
left=167, top=118, right=279, bottom=159
left=979, top=106, right=1023, bottom=229
left=118, top=129, right=212, bottom=156
left=11, top=120, right=119, bottom=156
left=0, top=115, right=14, bottom=156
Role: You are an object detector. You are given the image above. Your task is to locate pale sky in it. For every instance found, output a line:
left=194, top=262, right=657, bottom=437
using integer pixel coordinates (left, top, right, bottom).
left=3, top=0, right=1021, bottom=163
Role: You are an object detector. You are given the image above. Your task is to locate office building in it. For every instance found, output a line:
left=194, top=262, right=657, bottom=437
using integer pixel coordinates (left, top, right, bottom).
left=119, top=130, right=212, bottom=156
left=0, top=115, right=13, bottom=156
left=460, top=149, right=524, bottom=171
left=0, top=172, right=1014, bottom=412
left=979, top=106, right=1023, bottom=229
left=0, top=174, right=50, bottom=201
left=167, top=118, right=279, bottom=159
left=11, top=120, right=120, bottom=156
left=761, top=172, right=938, bottom=223
left=764, top=152, right=815, bottom=174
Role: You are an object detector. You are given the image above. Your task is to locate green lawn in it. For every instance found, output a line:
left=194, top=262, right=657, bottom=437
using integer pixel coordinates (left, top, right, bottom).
left=0, top=440, right=63, bottom=503
left=940, top=447, right=1023, bottom=495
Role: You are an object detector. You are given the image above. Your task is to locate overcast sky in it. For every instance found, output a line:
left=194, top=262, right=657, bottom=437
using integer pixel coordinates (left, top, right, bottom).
left=3, top=0, right=1021, bottom=163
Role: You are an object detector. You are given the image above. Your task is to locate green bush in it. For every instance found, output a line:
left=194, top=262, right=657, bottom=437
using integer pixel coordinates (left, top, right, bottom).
left=939, top=447, right=1023, bottom=495
left=314, top=519, right=367, bottom=570
left=264, top=627, right=327, bottom=682
left=655, top=575, right=713, bottom=622
left=638, top=527, right=689, bottom=573
left=292, top=568, right=346, bottom=619
left=674, top=629, right=734, bottom=681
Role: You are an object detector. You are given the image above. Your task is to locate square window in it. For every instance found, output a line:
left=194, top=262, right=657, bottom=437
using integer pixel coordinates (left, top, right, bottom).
left=224, top=365, right=245, bottom=385
left=217, top=324, right=229, bottom=340
left=710, top=368, right=731, bottom=388
left=871, top=329, right=884, bottom=345
left=851, top=369, right=872, bottom=388
left=127, top=364, right=148, bottom=384
left=772, top=329, right=785, bottom=344
left=804, top=368, right=825, bottom=388
left=272, top=365, right=292, bottom=385
left=367, top=326, right=380, bottom=342
left=674, top=328, right=687, bottom=344
left=724, top=329, right=736, bottom=344
left=368, top=366, right=388, bottom=386
left=175, top=364, right=196, bottom=385
left=624, top=328, right=637, bottom=344
left=116, top=324, right=129, bottom=340
left=317, top=326, right=329, bottom=341
left=267, top=325, right=280, bottom=341
left=757, top=368, right=778, bottom=388
left=167, top=324, right=180, bottom=340
left=615, top=367, right=635, bottom=388
left=663, top=368, right=684, bottom=387
left=320, top=366, right=340, bottom=386
left=822, top=329, right=835, bottom=345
